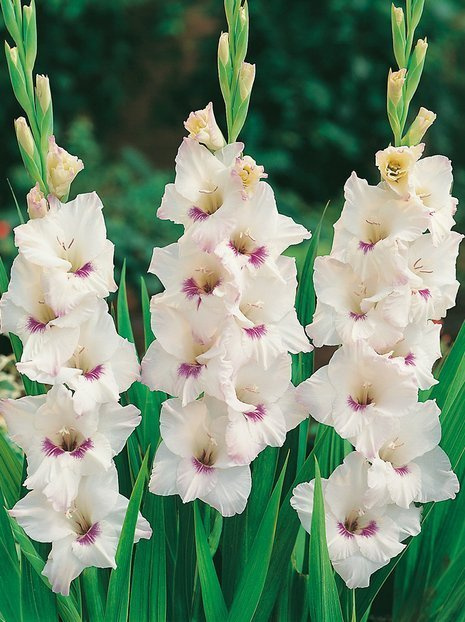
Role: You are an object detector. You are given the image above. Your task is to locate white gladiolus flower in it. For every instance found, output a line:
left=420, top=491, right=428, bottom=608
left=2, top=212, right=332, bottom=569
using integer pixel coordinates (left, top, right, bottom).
left=14, top=192, right=117, bottom=307
left=306, top=256, right=410, bottom=350
left=406, top=231, right=462, bottom=322
left=1, top=385, right=140, bottom=511
left=291, top=452, right=421, bottom=589
left=149, top=397, right=252, bottom=516
left=157, top=138, right=244, bottom=251
left=141, top=303, right=234, bottom=405
left=0, top=255, right=98, bottom=382
left=297, top=342, right=418, bottom=457
left=46, top=136, right=84, bottom=200
left=223, top=354, right=307, bottom=463
left=184, top=102, right=226, bottom=151
left=10, top=467, right=151, bottom=596
left=215, top=181, right=310, bottom=275
left=375, top=144, right=424, bottom=195
left=364, top=400, right=459, bottom=508
left=332, top=173, right=429, bottom=283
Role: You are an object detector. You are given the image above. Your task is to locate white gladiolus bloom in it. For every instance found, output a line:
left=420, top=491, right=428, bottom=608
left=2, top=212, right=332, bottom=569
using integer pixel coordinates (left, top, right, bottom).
left=233, top=154, right=267, bottom=197
left=150, top=397, right=252, bottom=516
left=1, top=385, right=140, bottom=511
left=375, top=143, right=424, bottom=195
left=14, top=192, right=116, bottom=306
left=141, top=303, right=234, bottom=405
left=364, top=400, right=459, bottom=508
left=10, top=467, right=151, bottom=596
left=406, top=231, right=462, bottom=322
left=214, top=182, right=310, bottom=275
left=297, top=342, right=418, bottom=457
left=411, top=155, right=458, bottom=245
left=0, top=255, right=98, bottom=381
left=306, top=256, right=410, bottom=350
left=157, top=138, right=244, bottom=251
left=331, top=173, right=429, bottom=283
left=223, top=353, right=306, bottom=463
left=184, top=102, right=226, bottom=151
left=291, top=452, right=421, bottom=588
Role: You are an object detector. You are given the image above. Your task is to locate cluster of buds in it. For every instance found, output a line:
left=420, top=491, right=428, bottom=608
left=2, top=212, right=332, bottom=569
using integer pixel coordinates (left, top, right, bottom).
left=142, top=103, right=311, bottom=516
left=291, top=143, right=461, bottom=588
left=0, top=190, right=150, bottom=594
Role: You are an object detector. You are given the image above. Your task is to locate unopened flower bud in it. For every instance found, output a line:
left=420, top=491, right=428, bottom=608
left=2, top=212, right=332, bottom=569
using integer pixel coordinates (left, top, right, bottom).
left=6, top=43, right=19, bottom=68
left=239, top=5, right=247, bottom=27
left=375, top=144, right=424, bottom=194
left=184, top=102, right=226, bottom=151
left=414, top=38, right=428, bottom=63
left=387, top=68, right=406, bottom=106
left=239, top=62, right=255, bottom=102
left=26, top=182, right=48, bottom=219
left=393, top=6, right=404, bottom=25
left=14, top=117, right=35, bottom=159
left=46, top=136, right=84, bottom=199
left=36, top=75, right=52, bottom=113
left=218, top=32, right=229, bottom=66
left=234, top=155, right=267, bottom=197
left=405, top=107, right=437, bottom=145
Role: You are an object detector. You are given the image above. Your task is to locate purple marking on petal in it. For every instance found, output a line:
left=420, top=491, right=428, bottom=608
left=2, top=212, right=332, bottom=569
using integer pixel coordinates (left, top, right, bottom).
left=394, top=465, right=410, bottom=476
left=347, top=395, right=370, bottom=412
left=359, top=520, right=378, bottom=537
left=27, top=316, right=47, bottom=334
left=76, top=522, right=101, bottom=546
left=188, top=206, right=209, bottom=222
left=243, top=324, right=267, bottom=340
left=74, top=262, right=93, bottom=278
left=349, top=311, right=367, bottom=321
left=83, top=364, right=104, bottom=381
left=418, top=288, right=431, bottom=300
left=70, top=438, right=94, bottom=459
left=42, top=438, right=64, bottom=458
left=182, top=277, right=201, bottom=299
left=404, top=352, right=416, bottom=366
left=248, top=246, right=268, bottom=267
left=192, top=457, right=214, bottom=474
left=245, top=403, right=266, bottom=422
left=228, top=240, right=240, bottom=256
left=178, top=362, right=203, bottom=379
left=358, top=240, right=376, bottom=254
left=337, top=522, right=355, bottom=539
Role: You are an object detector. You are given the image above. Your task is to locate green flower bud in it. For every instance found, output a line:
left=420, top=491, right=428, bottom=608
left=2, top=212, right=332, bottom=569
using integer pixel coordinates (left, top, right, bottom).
left=404, top=107, right=436, bottom=145
left=239, top=62, right=255, bottom=102
left=14, top=117, right=34, bottom=158
left=391, top=4, right=406, bottom=68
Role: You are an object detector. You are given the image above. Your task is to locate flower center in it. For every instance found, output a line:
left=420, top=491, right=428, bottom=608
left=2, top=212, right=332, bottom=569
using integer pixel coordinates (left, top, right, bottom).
left=182, top=268, right=221, bottom=300
left=42, top=427, right=93, bottom=459
left=347, top=382, right=374, bottom=411
left=338, top=511, right=378, bottom=538
left=195, top=184, right=224, bottom=216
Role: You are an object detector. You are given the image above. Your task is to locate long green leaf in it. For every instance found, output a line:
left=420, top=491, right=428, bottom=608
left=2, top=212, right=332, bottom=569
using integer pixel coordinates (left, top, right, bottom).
left=194, top=501, right=228, bottom=622
left=82, top=567, right=105, bottom=621
left=0, top=434, right=22, bottom=508
left=104, top=450, right=150, bottom=622
left=0, top=495, right=21, bottom=622
left=308, top=459, right=343, bottom=622
left=228, top=456, right=288, bottom=622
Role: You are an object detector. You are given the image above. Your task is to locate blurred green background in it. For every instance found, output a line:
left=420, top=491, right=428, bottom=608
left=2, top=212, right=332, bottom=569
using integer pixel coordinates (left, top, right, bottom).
left=0, top=0, right=463, bottom=339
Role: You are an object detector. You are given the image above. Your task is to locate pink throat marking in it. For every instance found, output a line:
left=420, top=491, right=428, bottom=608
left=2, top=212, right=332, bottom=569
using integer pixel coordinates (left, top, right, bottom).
left=338, top=519, right=378, bottom=539
left=74, top=262, right=93, bottom=278
left=42, top=437, right=94, bottom=459
left=27, top=317, right=47, bottom=333
left=394, top=465, right=410, bottom=476
left=228, top=240, right=268, bottom=268
left=359, top=520, right=378, bottom=537
left=83, top=364, right=104, bottom=381
left=192, top=457, right=214, bottom=474
left=245, top=404, right=266, bottom=422
left=188, top=206, right=209, bottom=222
left=418, top=288, right=431, bottom=300
left=347, top=395, right=371, bottom=412
left=349, top=311, right=367, bottom=321
left=358, top=240, right=376, bottom=254
left=76, top=522, right=101, bottom=546
left=404, top=352, right=416, bottom=366
left=178, top=362, right=203, bottom=379
left=244, top=324, right=267, bottom=340
left=337, top=522, right=355, bottom=539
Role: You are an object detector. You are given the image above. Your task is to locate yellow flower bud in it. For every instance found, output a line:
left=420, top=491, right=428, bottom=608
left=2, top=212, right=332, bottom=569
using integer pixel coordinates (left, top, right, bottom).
left=14, top=117, right=35, bottom=159
left=393, top=5, right=404, bottom=25
left=26, top=182, right=48, bottom=219
left=387, top=68, right=406, bottom=106
left=184, top=102, right=226, bottom=151
left=375, top=144, right=424, bottom=195
left=46, top=136, right=84, bottom=199
left=36, top=75, right=52, bottom=113
left=218, top=32, right=229, bottom=66
left=405, top=107, right=437, bottom=145
left=239, top=62, right=255, bottom=102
